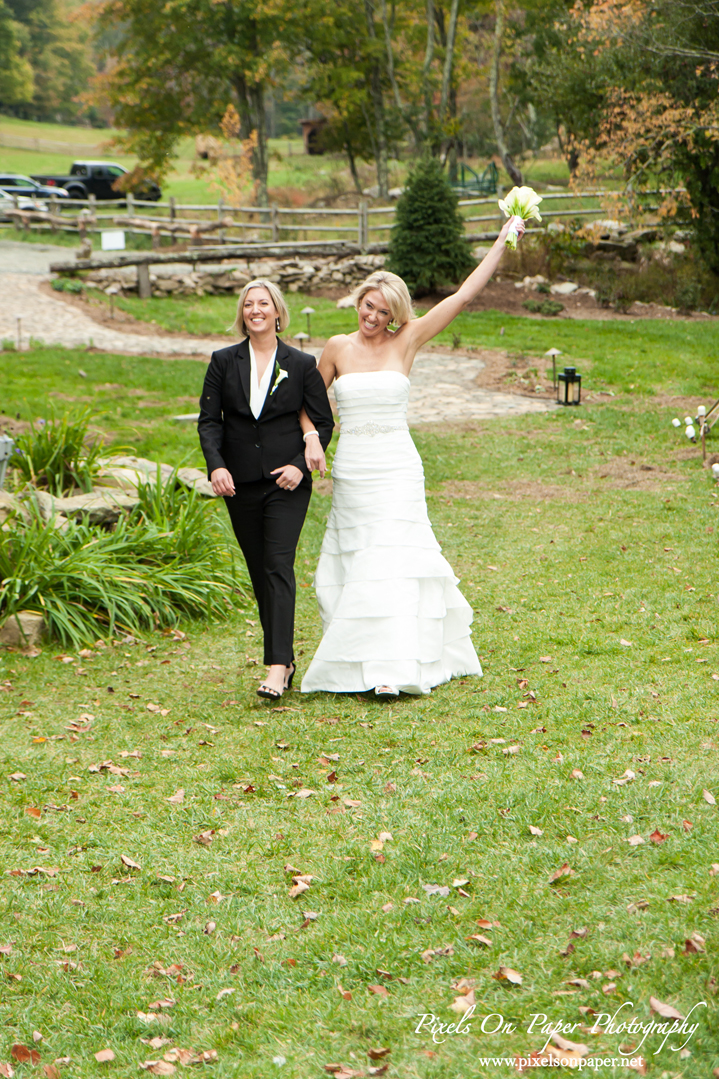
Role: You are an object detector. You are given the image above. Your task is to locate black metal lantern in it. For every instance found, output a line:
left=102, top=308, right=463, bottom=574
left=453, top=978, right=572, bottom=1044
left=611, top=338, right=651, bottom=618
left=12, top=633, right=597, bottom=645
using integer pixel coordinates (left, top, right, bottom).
left=557, top=366, right=581, bottom=406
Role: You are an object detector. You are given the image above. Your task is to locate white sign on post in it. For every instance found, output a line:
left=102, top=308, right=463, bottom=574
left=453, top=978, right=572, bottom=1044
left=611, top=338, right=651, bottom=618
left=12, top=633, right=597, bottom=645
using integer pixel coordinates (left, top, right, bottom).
left=101, top=230, right=126, bottom=251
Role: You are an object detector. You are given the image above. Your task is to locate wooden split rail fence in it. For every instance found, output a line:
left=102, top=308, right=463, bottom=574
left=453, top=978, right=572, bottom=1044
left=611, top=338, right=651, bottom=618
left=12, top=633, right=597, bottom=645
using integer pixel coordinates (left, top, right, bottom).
left=2, top=187, right=683, bottom=250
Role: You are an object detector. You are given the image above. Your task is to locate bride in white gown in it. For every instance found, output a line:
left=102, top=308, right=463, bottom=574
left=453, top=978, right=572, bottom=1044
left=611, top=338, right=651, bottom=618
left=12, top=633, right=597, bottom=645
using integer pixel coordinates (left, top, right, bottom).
left=299, top=216, right=524, bottom=697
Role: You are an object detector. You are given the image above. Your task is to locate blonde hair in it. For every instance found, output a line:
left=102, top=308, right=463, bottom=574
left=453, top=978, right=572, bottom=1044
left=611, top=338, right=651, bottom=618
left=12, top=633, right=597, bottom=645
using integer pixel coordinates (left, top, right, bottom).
left=231, top=279, right=290, bottom=337
left=351, top=270, right=415, bottom=326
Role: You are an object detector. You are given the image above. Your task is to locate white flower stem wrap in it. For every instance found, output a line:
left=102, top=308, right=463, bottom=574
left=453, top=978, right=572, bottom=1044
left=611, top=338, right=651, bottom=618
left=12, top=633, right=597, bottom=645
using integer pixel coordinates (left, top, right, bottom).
left=498, top=186, right=543, bottom=249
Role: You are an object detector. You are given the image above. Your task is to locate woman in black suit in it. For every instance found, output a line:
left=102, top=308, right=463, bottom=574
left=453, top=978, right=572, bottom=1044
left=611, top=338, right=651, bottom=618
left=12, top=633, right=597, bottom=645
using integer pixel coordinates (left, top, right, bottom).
left=198, top=279, right=334, bottom=699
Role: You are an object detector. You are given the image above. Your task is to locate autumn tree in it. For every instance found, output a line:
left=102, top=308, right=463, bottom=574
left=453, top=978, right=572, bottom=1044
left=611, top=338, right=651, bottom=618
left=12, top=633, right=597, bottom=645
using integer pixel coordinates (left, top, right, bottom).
left=0, top=0, right=34, bottom=106
left=0, top=0, right=95, bottom=122
left=562, top=0, right=719, bottom=274
left=98, top=0, right=302, bottom=205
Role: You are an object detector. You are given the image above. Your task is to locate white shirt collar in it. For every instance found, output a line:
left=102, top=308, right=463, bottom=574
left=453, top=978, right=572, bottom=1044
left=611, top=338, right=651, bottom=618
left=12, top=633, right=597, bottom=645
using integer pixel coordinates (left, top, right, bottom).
left=248, top=341, right=278, bottom=420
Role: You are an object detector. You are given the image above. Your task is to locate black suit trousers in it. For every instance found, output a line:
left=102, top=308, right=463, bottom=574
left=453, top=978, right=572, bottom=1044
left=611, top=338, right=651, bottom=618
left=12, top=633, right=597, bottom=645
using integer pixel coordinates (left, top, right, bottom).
left=225, top=477, right=312, bottom=667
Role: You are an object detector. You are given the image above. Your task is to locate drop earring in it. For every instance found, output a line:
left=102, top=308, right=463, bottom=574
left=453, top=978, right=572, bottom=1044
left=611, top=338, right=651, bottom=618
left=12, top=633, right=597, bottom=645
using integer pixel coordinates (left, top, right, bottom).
left=275, top=317, right=281, bottom=332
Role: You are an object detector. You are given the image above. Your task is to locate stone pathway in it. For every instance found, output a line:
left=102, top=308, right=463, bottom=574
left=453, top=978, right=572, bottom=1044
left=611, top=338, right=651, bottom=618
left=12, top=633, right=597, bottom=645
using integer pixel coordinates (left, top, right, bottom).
left=0, top=240, right=555, bottom=421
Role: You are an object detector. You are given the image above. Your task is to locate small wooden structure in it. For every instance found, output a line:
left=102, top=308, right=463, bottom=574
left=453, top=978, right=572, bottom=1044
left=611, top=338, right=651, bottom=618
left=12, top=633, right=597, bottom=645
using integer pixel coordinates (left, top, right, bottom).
left=299, top=118, right=327, bottom=155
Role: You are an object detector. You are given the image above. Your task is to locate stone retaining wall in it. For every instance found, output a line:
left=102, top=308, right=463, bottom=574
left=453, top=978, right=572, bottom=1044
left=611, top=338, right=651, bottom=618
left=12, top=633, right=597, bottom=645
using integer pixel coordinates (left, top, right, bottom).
left=80, top=253, right=387, bottom=297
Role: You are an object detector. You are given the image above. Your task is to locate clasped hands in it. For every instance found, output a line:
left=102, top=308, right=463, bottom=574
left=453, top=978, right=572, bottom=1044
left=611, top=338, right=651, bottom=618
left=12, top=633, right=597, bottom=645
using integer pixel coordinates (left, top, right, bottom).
left=210, top=463, right=305, bottom=496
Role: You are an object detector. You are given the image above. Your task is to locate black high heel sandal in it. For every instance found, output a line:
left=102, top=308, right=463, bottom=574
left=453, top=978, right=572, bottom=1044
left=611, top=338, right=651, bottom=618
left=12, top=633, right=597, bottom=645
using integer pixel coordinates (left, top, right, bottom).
left=285, top=663, right=296, bottom=690
left=257, top=683, right=283, bottom=701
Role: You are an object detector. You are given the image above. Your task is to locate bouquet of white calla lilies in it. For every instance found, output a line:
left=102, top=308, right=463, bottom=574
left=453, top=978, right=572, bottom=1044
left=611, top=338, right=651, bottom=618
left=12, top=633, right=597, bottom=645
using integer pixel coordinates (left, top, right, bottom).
left=498, top=186, right=543, bottom=249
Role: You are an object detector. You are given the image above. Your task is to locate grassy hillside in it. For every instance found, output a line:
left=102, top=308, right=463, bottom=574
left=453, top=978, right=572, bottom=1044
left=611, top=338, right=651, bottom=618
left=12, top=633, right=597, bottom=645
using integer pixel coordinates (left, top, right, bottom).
left=0, top=338, right=717, bottom=1077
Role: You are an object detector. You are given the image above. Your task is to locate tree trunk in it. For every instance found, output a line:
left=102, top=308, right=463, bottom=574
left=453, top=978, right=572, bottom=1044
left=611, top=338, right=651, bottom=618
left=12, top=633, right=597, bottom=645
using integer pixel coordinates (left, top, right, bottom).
left=248, top=82, right=269, bottom=207
left=421, top=0, right=436, bottom=147
left=381, top=0, right=423, bottom=150
left=343, top=120, right=363, bottom=194
left=364, top=0, right=389, bottom=199
left=490, top=0, right=523, bottom=186
left=233, top=75, right=269, bottom=207
left=438, top=0, right=460, bottom=123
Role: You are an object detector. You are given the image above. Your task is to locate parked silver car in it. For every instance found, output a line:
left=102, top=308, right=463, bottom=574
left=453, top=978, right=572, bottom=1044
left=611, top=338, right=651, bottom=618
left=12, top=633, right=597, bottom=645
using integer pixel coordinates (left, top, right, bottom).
left=0, top=188, right=49, bottom=220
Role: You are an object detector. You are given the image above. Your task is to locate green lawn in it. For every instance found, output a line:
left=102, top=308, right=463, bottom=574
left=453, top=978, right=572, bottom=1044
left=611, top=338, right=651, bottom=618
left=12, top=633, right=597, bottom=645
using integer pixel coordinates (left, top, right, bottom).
left=1, top=342, right=718, bottom=1077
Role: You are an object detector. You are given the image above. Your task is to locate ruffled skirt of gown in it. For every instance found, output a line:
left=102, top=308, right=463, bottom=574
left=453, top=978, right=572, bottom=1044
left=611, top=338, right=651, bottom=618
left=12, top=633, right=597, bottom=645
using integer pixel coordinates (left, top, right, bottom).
left=301, top=371, right=481, bottom=695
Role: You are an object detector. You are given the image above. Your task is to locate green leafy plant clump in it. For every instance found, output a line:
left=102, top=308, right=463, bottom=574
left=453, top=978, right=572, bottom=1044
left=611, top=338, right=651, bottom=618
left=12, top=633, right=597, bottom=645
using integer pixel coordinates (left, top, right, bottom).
left=50, top=277, right=84, bottom=294
left=387, top=155, right=476, bottom=296
left=10, top=408, right=106, bottom=496
left=522, top=298, right=564, bottom=316
left=0, top=478, right=247, bottom=647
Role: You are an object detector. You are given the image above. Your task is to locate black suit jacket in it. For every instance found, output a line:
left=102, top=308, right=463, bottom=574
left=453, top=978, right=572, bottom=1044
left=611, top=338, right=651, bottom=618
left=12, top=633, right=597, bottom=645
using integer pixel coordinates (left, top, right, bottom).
left=197, top=338, right=334, bottom=483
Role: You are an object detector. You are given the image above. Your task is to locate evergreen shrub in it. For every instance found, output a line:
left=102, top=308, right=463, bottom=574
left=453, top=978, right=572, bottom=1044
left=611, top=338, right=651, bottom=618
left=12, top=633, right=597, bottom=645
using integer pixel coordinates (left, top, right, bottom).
left=387, top=156, right=475, bottom=296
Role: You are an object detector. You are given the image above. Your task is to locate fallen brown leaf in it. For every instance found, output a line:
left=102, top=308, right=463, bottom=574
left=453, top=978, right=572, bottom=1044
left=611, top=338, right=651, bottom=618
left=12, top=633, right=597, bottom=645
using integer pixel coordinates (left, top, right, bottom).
left=703, top=789, right=716, bottom=805
left=650, top=996, right=684, bottom=1020
left=167, top=790, right=184, bottom=805
left=682, top=932, right=706, bottom=955
left=11, top=1046, right=40, bottom=1065
left=288, top=879, right=311, bottom=900
left=140, top=1063, right=175, bottom=1076
left=551, top=1034, right=590, bottom=1055
left=367, top=1047, right=390, bottom=1060
left=148, top=999, right=175, bottom=1011
left=193, top=830, right=214, bottom=846
left=493, top=966, right=522, bottom=985
left=466, top=934, right=492, bottom=947
left=450, top=988, right=476, bottom=1014
left=623, top=950, right=651, bottom=967
left=94, top=1048, right=115, bottom=1063
left=649, top=829, right=668, bottom=844
left=337, top=985, right=352, bottom=1001
left=368, top=984, right=389, bottom=997
left=120, top=855, right=141, bottom=871
left=549, top=862, right=574, bottom=883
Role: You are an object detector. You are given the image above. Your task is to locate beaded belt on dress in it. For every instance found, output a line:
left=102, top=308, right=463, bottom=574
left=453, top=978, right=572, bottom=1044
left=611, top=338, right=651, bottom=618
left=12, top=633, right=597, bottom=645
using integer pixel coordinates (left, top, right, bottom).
left=340, top=422, right=409, bottom=437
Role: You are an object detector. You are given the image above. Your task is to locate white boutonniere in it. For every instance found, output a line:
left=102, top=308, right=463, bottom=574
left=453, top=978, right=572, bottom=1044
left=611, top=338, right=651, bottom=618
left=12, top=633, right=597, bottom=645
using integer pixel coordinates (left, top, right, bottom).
left=269, top=360, right=289, bottom=396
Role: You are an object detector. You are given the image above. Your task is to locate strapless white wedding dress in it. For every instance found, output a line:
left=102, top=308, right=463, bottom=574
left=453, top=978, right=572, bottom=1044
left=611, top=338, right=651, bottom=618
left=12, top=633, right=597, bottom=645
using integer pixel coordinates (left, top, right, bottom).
left=301, top=371, right=481, bottom=695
